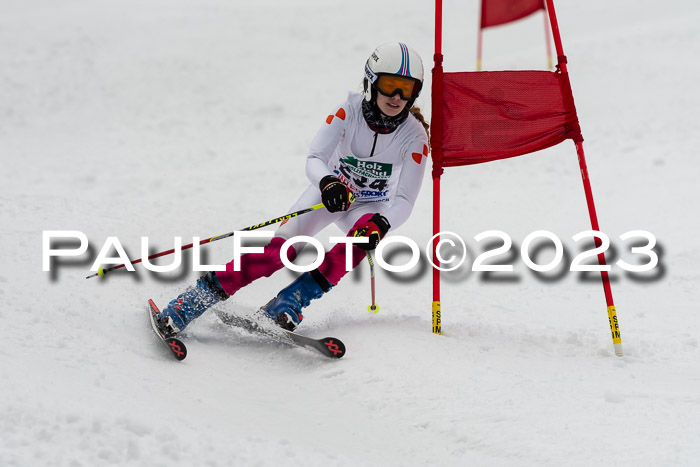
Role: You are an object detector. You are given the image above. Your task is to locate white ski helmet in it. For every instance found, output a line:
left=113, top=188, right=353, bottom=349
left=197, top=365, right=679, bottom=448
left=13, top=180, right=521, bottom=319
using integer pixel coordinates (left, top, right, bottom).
left=363, top=42, right=424, bottom=107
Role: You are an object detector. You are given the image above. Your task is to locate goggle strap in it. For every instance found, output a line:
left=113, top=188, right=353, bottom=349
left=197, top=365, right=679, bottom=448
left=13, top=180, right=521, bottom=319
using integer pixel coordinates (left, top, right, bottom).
left=364, top=62, right=378, bottom=85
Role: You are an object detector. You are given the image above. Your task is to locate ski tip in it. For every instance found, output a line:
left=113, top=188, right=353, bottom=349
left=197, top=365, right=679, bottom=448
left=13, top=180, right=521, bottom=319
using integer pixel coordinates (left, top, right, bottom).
left=321, top=338, right=346, bottom=359
left=148, top=299, right=160, bottom=313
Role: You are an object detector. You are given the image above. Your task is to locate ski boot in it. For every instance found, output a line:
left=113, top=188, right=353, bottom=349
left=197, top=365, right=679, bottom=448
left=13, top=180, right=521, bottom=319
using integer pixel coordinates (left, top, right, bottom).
left=158, top=271, right=230, bottom=335
left=260, top=270, right=332, bottom=331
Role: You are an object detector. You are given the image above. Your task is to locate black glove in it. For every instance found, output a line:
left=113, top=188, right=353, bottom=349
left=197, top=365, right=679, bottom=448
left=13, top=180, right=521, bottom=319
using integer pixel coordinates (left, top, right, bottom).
left=320, top=175, right=352, bottom=213
left=351, top=213, right=391, bottom=250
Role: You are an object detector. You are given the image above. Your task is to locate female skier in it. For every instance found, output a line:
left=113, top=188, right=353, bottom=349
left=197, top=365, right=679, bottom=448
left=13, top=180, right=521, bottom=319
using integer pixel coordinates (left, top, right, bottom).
left=157, top=42, right=430, bottom=334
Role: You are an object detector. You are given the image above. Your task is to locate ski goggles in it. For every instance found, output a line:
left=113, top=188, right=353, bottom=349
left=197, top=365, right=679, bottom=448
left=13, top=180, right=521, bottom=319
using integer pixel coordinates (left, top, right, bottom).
left=365, top=63, right=422, bottom=100
left=374, top=74, right=422, bottom=100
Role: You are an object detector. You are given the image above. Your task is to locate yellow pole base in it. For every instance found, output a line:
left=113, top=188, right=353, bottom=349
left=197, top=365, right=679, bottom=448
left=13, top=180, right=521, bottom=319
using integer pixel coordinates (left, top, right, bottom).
left=607, top=306, right=623, bottom=356
left=432, top=301, right=441, bottom=335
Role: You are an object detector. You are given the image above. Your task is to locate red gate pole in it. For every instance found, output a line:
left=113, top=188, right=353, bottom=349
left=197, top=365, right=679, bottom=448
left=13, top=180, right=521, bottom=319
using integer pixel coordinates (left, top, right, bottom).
left=545, top=0, right=623, bottom=356
left=431, top=0, right=445, bottom=335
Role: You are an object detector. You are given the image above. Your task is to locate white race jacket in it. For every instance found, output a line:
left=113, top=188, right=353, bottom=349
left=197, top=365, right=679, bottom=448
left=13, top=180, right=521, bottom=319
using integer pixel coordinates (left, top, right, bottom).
left=305, top=92, right=429, bottom=229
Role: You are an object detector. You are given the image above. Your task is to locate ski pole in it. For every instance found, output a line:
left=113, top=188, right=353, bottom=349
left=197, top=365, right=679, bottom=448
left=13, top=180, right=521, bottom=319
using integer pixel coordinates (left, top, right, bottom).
left=86, top=202, right=326, bottom=279
left=366, top=250, right=379, bottom=313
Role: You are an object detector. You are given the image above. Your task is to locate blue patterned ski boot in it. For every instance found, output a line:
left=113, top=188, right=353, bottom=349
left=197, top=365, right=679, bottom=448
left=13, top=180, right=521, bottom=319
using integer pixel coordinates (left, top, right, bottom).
left=158, top=272, right=229, bottom=335
left=261, top=270, right=332, bottom=331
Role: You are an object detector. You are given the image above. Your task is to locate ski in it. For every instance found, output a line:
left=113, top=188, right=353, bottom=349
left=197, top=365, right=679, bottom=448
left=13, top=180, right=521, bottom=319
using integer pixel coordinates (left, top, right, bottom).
left=148, top=299, right=187, bottom=361
left=214, top=310, right=346, bottom=359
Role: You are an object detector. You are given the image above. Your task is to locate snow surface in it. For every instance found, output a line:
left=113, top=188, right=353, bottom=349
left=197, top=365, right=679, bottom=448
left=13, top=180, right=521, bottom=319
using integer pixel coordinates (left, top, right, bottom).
left=3, top=0, right=700, bottom=465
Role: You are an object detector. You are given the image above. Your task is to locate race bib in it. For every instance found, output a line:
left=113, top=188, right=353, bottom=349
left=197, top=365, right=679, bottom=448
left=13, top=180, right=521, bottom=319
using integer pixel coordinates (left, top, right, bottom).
left=334, top=156, right=393, bottom=202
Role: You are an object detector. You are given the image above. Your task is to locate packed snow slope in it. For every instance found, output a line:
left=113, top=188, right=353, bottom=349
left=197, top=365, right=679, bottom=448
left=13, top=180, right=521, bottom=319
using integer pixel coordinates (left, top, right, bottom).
left=2, top=0, right=700, bottom=465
